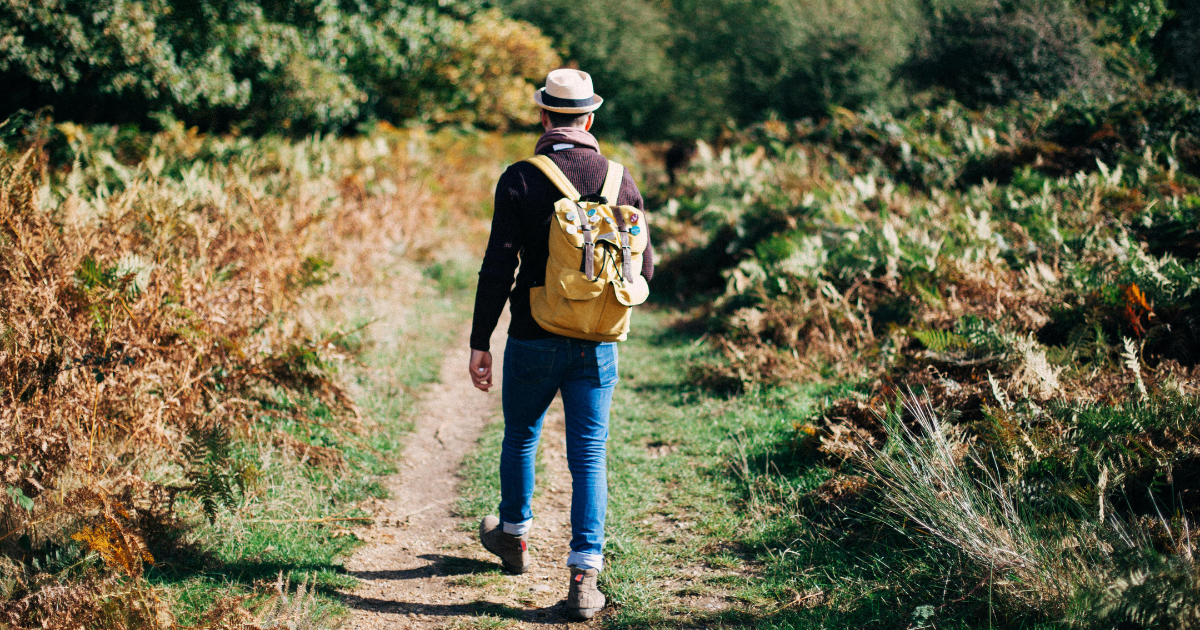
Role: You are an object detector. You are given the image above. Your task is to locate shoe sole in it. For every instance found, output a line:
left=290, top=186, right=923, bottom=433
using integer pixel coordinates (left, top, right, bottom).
left=501, top=560, right=529, bottom=574
left=479, top=532, right=529, bottom=574
left=568, top=607, right=601, bottom=621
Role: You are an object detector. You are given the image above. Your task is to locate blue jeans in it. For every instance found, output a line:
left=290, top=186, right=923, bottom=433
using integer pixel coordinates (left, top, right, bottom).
left=499, top=336, right=617, bottom=571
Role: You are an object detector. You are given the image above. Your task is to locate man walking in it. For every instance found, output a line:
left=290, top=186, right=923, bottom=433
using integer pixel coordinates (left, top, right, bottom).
left=467, top=68, right=653, bottom=620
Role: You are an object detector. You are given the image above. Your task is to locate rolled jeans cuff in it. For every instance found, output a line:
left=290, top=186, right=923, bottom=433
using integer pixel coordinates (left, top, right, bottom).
left=502, top=520, right=531, bottom=537
left=567, top=551, right=604, bottom=571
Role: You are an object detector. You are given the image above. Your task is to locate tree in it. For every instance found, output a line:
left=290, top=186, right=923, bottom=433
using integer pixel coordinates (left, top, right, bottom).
left=0, top=0, right=558, bottom=133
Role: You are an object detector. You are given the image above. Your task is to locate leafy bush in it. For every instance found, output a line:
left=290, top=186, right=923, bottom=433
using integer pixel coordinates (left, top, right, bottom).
left=673, top=0, right=923, bottom=134
left=0, top=0, right=559, bottom=133
left=3, top=0, right=1195, bottom=140
left=503, top=0, right=923, bottom=139
left=500, top=0, right=676, bottom=138
left=910, top=0, right=1108, bottom=106
left=1085, top=0, right=1171, bottom=77
left=1155, top=1, right=1200, bottom=90
left=410, top=9, right=560, bottom=129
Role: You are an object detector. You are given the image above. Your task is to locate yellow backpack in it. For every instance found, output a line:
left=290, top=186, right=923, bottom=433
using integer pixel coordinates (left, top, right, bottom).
left=524, top=155, right=650, bottom=342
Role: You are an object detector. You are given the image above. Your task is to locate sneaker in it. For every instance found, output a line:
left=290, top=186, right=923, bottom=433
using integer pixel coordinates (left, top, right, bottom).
left=566, top=567, right=605, bottom=620
left=479, top=515, right=530, bottom=574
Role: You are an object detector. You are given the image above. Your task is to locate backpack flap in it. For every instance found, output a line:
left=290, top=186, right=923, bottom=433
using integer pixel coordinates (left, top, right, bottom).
left=608, top=205, right=650, bottom=307
left=547, top=200, right=648, bottom=299
left=547, top=198, right=606, bottom=299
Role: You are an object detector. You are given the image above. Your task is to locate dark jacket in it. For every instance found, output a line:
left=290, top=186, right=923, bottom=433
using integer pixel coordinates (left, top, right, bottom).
left=469, top=146, right=654, bottom=351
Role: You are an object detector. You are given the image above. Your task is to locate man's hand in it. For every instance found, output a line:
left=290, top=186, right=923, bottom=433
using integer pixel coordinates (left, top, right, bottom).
left=470, top=349, right=493, bottom=392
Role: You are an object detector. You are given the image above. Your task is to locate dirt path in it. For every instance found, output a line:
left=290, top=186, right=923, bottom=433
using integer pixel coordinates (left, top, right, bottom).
left=341, top=317, right=588, bottom=629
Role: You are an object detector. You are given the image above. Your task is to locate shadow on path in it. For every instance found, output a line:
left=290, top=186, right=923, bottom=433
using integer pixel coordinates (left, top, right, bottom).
left=347, top=554, right=571, bottom=625
left=349, top=554, right=495, bottom=581
left=344, top=595, right=569, bottom=625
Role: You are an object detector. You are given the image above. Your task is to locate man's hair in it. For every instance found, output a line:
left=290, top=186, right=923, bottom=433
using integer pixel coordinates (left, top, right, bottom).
left=544, top=109, right=591, bottom=128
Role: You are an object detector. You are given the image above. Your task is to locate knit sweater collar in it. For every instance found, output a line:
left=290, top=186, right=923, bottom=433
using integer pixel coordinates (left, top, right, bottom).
left=534, top=128, right=601, bottom=155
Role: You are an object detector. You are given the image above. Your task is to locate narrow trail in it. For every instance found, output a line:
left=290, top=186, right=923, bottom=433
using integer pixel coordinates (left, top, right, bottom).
left=342, top=315, right=590, bottom=629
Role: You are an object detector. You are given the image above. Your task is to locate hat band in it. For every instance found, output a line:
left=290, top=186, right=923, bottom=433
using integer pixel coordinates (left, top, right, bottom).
left=540, top=91, right=597, bottom=108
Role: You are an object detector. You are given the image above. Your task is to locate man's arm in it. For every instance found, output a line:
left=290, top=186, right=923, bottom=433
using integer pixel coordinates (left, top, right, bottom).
left=469, top=168, right=524, bottom=391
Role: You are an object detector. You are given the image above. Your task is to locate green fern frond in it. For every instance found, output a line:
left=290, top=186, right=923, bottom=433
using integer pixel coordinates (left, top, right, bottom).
left=183, top=423, right=237, bottom=523
left=912, top=329, right=969, bottom=352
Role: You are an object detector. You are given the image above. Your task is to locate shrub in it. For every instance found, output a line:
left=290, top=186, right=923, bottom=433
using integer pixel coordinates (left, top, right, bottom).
left=0, top=0, right=558, bottom=133
left=1042, top=87, right=1200, bottom=176
left=1084, top=0, right=1171, bottom=78
left=0, top=120, right=479, bottom=625
left=505, top=0, right=923, bottom=139
left=668, top=0, right=924, bottom=135
left=910, top=0, right=1108, bottom=106
left=500, top=0, right=676, bottom=138
left=1155, top=1, right=1200, bottom=90
left=411, top=9, right=560, bottom=130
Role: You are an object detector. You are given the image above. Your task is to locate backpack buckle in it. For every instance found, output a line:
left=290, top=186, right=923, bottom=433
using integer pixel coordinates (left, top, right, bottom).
left=579, top=193, right=607, bottom=204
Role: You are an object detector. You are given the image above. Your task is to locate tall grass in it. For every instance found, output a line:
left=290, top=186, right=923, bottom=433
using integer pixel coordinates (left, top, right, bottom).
left=869, top=392, right=1200, bottom=625
left=870, top=394, right=1093, bottom=616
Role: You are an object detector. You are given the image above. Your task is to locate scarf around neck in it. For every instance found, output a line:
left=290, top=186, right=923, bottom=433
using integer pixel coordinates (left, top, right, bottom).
left=534, top=127, right=601, bottom=155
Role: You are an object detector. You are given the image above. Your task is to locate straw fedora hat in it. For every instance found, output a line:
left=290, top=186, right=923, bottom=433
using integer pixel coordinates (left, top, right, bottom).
left=533, top=69, right=604, bottom=114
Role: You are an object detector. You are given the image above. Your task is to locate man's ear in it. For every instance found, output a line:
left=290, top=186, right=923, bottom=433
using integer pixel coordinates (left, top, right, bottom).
left=584, top=113, right=594, bottom=132
left=540, top=109, right=550, bottom=130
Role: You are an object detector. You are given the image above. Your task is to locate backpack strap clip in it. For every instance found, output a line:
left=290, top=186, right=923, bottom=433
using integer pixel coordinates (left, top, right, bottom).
left=580, top=214, right=596, bottom=281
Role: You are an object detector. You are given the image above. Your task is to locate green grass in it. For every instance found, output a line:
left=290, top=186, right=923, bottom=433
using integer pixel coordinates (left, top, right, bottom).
left=454, top=308, right=1080, bottom=629
left=603, top=312, right=1074, bottom=629
left=601, top=310, right=838, bottom=629
left=457, top=419, right=506, bottom=521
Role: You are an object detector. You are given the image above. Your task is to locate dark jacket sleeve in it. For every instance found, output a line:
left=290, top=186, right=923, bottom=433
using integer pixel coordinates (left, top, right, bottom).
left=618, top=168, right=655, bottom=281
left=470, top=167, right=525, bottom=351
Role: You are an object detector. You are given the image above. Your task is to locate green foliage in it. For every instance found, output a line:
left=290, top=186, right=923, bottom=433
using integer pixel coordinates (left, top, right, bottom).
left=296, top=255, right=335, bottom=289
left=4, top=486, right=33, bottom=511
left=658, top=85, right=1200, bottom=326
left=1045, top=85, right=1200, bottom=165
left=1089, top=556, right=1200, bottom=629
left=182, top=423, right=239, bottom=523
left=652, top=63, right=1200, bottom=626
left=911, top=0, right=1108, bottom=106
left=1156, top=1, right=1200, bottom=89
left=910, top=328, right=970, bottom=352
left=1089, top=0, right=1171, bottom=45
left=3, top=0, right=1199, bottom=139
left=500, top=0, right=675, bottom=138
left=1085, top=0, right=1171, bottom=77
left=503, top=0, right=1193, bottom=139
left=674, top=0, right=923, bottom=134
left=506, top=0, right=923, bottom=138
left=0, top=0, right=558, bottom=133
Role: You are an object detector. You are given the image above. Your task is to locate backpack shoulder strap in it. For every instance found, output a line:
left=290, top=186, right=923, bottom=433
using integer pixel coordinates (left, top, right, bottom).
left=600, top=160, right=624, bottom=204
left=524, top=155, right=581, bottom=201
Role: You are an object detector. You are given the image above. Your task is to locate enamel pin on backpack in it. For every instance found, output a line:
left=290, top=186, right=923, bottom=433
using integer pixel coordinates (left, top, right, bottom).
left=524, top=155, right=650, bottom=342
